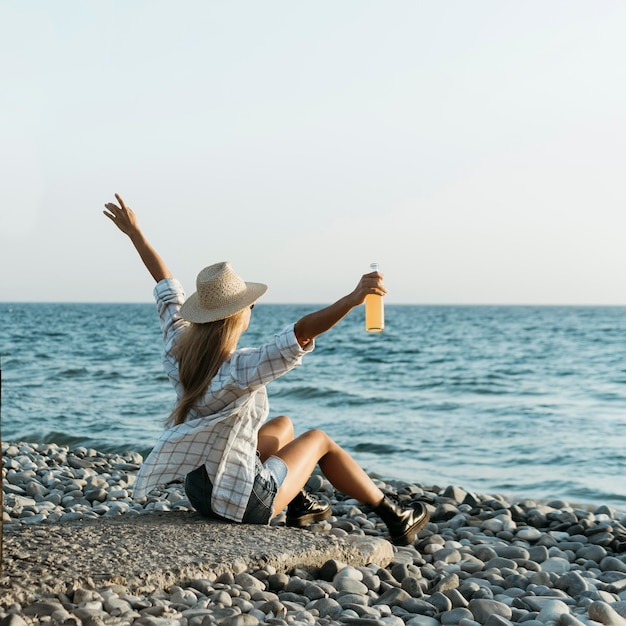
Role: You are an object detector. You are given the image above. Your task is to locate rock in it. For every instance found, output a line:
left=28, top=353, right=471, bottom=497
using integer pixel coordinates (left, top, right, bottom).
left=440, top=608, right=474, bottom=624
left=517, top=527, right=542, bottom=541
left=536, top=599, right=571, bottom=621
left=428, top=591, right=453, bottom=612
left=309, top=597, right=343, bottom=619
left=540, top=557, right=570, bottom=574
left=401, top=577, right=423, bottom=597
left=405, top=616, right=440, bottom=626
left=375, top=587, right=412, bottom=607
left=319, top=559, right=347, bottom=581
left=22, top=600, right=65, bottom=618
left=600, top=556, right=626, bottom=573
left=468, top=599, right=513, bottom=625
left=588, top=601, right=626, bottom=626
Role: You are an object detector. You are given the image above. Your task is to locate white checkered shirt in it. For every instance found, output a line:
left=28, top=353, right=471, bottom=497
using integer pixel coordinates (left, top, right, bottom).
left=133, top=278, right=313, bottom=521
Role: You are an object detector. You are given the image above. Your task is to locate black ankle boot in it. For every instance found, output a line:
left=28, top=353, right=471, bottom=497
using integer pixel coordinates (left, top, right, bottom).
left=286, top=490, right=331, bottom=527
left=373, top=496, right=430, bottom=546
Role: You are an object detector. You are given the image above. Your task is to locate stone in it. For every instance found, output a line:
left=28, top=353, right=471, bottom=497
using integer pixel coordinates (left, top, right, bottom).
left=493, top=546, right=530, bottom=560
left=401, top=577, right=423, bottom=597
left=577, top=544, right=607, bottom=562
left=334, top=577, right=368, bottom=595
left=555, top=571, right=591, bottom=596
left=485, top=557, right=517, bottom=571
left=536, top=599, right=571, bottom=622
left=587, top=601, right=626, bottom=626
left=234, top=573, right=266, bottom=592
left=600, top=557, right=626, bottom=573
left=444, top=588, right=469, bottom=608
left=405, top=617, right=440, bottom=626
left=440, top=608, right=474, bottom=624
left=540, top=557, right=570, bottom=574
left=428, top=591, right=453, bottom=612
left=344, top=535, right=394, bottom=567
left=257, top=599, right=285, bottom=617
left=309, top=598, right=343, bottom=619
left=334, top=565, right=363, bottom=583
left=302, top=583, right=327, bottom=600
left=337, top=593, right=369, bottom=608
left=517, top=527, right=542, bottom=541
left=22, top=601, right=65, bottom=617
left=443, top=485, right=468, bottom=504
left=468, top=599, right=513, bottom=625
left=319, top=559, right=347, bottom=581
left=264, top=572, right=288, bottom=593
left=434, top=573, right=460, bottom=592
left=375, top=587, right=411, bottom=607
left=401, top=598, right=438, bottom=617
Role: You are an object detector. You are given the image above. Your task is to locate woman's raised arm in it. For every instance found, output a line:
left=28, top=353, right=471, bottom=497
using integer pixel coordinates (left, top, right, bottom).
left=293, top=270, right=386, bottom=348
left=103, top=193, right=173, bottom=284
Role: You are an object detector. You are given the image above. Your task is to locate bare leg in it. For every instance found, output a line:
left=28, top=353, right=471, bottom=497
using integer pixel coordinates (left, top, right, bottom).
left=257, top=415, right=294, bottom=462
left=272, top=429, right=384, bottom=516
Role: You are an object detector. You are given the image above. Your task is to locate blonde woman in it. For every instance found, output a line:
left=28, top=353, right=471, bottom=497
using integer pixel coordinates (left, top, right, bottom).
left=103, top=193, right=429, bottom=545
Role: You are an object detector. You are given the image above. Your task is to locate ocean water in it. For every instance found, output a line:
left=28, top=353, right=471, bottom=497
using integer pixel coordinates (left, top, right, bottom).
left=2, top=302, right=626, bottom=510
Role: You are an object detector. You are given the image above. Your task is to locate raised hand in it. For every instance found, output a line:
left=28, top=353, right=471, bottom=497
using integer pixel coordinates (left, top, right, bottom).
left=101, top=193, right=172, bottom=283
left=103, top=193, right=140, bottom=237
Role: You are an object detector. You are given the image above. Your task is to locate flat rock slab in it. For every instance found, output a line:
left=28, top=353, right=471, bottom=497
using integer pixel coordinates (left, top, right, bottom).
left=0, top=511, right=391, bottom=606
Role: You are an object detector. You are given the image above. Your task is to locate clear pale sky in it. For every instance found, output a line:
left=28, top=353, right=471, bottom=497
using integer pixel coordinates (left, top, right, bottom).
left=2, top=1, right=625, bottom=304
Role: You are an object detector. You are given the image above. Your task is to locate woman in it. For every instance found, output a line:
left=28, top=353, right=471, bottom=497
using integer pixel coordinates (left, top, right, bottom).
left=103, top=193, right=429, bottom=545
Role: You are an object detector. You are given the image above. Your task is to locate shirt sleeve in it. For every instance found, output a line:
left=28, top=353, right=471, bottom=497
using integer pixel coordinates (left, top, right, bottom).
left=154, top=278, right=188, bottom=392
left=225, top=323, right=314, bottom=390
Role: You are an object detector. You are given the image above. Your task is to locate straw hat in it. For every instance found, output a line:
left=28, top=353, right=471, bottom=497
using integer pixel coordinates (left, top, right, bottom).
left=179, top=261, right=267, bottom=323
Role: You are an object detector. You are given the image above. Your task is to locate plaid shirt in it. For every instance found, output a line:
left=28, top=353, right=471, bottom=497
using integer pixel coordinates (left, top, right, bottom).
left=133, top=278, right=313, bottom=521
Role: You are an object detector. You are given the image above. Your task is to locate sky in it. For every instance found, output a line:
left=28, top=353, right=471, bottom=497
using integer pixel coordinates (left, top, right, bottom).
left=2, top=1, right=626, bottom=304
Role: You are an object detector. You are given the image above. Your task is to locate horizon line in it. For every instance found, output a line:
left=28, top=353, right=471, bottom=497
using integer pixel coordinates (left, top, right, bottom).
left=3, top=301, right=626, bottom=308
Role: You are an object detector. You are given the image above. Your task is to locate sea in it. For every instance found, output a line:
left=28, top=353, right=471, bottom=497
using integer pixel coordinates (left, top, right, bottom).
left=2, top=302, right=626, bottom=511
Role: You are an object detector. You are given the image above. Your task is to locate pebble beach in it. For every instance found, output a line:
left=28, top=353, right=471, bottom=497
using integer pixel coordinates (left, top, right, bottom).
left=2, top=441, right=626, bottom=626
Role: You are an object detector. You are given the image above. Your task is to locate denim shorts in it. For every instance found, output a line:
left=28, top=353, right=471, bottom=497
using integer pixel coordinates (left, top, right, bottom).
left=185, top=455, right=288, bottom=525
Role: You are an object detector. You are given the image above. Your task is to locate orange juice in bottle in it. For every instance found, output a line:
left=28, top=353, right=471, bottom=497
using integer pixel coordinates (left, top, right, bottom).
left=365, top=262, right=384, bottom=333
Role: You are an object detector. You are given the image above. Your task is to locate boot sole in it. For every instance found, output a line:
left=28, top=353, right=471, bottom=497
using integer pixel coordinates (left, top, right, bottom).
left=286, top=506, right=332, bottom=528
left=390, top=504, right=430, bottom=546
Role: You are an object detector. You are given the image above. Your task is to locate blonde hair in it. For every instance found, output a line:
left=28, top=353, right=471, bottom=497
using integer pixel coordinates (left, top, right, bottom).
left=166, top=310, right=245, bottom=427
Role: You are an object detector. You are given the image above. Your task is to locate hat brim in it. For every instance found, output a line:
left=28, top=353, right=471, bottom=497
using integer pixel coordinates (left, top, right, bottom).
left=179, top=281, right=268, bottom=323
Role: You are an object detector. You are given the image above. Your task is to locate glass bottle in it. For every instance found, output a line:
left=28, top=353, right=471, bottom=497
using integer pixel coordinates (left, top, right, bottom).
left=365, top=262, right=384, bottom=333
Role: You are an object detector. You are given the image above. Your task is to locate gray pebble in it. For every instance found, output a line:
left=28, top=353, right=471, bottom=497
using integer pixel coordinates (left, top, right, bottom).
left=374, top=587, right=411, bottom=607
left=401, top=577, right=423, bottom=597
left=517, top=527, right=542, bottom=541
left=405, top=617, right=440, bottom=626
left=587, top=601, right=626, bottom=625
left=336, top=593, right=369, bottom=609
left=541, top=556, right=571, bottom=574
left=441, top=607, right=474, bottom=624
left=428, top=591, right=453, bottom=612
left=309, top=597, right=343, bottom=619
left=468, top=598, right=513, bottom=624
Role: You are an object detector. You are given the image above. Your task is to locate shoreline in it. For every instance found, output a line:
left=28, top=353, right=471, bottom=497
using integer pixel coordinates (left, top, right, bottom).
left=2, top=441, right=626, bottom=625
